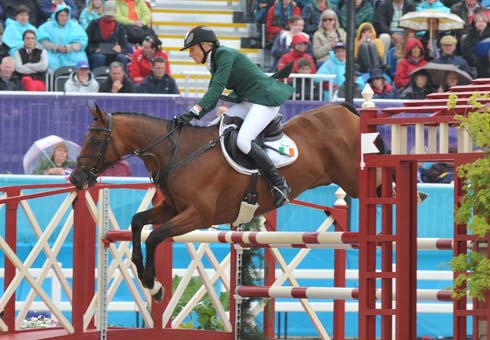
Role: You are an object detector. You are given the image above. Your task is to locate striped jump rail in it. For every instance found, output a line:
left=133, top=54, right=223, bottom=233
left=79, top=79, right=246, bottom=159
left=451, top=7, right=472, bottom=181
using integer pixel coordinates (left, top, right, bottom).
left=104, top=230, right=463, bottom=250
left=235, top=286, right=454, bottom=302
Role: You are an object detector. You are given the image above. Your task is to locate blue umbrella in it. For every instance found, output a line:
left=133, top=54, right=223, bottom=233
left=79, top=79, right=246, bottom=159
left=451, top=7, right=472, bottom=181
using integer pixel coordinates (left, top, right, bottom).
left=473, top=38, right=490, bottom=57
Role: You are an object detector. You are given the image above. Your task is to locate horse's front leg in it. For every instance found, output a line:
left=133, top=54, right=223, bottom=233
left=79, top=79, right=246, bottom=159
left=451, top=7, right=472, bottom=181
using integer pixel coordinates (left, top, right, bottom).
left=130, top=201, right=177, bottom=283
left=143, top=207, right=204, bottom=302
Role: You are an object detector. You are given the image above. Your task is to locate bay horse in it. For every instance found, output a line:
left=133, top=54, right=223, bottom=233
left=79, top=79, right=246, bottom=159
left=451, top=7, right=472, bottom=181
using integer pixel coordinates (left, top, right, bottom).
left=70, top=102, right=360, bottom=301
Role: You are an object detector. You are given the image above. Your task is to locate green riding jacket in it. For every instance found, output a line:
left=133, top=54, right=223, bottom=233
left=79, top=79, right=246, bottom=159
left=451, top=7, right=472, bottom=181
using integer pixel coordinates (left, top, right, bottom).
left=197, top=46, right=294, bottom=116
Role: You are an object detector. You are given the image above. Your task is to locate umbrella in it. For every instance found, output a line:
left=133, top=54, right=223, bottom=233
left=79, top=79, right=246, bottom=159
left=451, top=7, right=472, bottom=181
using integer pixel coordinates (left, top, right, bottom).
left=399, top=10, right=465, bottom=31
left=473, top=37, right=490, bottom=57
left=23, top=135, right=80, bottom=175
left=409, top=62, right=472, bottom=87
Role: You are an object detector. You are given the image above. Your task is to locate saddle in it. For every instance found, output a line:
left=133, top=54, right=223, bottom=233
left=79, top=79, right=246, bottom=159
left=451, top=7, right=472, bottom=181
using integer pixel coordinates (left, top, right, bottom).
left=218, top=113, right=298, bottom=174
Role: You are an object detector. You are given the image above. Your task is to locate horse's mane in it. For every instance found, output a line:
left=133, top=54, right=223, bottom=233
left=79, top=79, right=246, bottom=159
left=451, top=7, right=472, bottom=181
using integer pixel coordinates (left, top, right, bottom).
left=112, top=111, right=166, bottom=122
left=111, top=112, right=211, bottom=129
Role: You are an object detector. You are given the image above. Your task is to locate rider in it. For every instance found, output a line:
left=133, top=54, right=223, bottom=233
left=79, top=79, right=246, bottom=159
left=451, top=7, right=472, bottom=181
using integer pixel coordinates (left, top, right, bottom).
left=176, top=26, right=294, bottom=207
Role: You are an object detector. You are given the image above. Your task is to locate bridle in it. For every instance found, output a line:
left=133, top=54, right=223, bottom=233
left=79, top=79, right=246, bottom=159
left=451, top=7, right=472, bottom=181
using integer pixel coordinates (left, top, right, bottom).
left=76, top=112, right=230, bottom=188
left=76, top=113, right=122, bottom=183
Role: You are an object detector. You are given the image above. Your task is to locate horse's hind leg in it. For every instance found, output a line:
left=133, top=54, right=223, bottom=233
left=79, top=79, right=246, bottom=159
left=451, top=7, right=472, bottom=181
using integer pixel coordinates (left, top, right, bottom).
left=143, top=208, right=203, bottom=302
left=130, top=201, right=177, bottom=283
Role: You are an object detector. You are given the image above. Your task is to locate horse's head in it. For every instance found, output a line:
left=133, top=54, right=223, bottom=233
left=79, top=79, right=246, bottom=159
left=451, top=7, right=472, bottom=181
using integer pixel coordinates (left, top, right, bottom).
left=70, top=101, right=122, bottom=190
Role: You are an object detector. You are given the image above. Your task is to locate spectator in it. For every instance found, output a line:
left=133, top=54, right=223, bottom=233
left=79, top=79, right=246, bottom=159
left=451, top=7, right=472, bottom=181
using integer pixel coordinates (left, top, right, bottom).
left=0, top=23, right=9, bottom=62
left=129, top=35, right=171, bottom=83
left=312, top=10, right=346, bottom=66
left=99, top=60, right=135, bottom=93
left=136, top=57, right=179, bottom=94
left=394, top=37, right=428, bottom=90
left=438, top=70, right=461, bottom=91
left=64, top=60, right=99, bottom=92
left=271, top=15, right=309, bottom=71
left=253, top=0, right=274, bottom=29
left=315, top=41, right=346, bottom=99
left=14, top=29, right=48, bottom=91
left=302, top=0, right=328, bottom=37
left=339, top=0, right=374, bottom=34
left=86, top=1, right=129, bottom=71
left=290, top=57, right=319, bottom=100
left=0, top=56, right=23, bottom=90
left=417, top=0, right=450, bottom=12
left=419, top=18, right=449, bottom=61
left=39, top=0, right=79, bottom=22
left=374, top=0, right=416, bottom=58
left=367, top=67, right=399, bottom=99
left=0, top=0, right=41, bottom=26
left=278, top=33, right=317, bottom=73
left=462, top=11, right=490, bottom=78
left=115, top=0, right=154, bottom=45
left=433, top=35, right=472, bottom=75
left=451, top=0, right=487, bottom=35
left=400, top=68, right=438, bottom=99
left=38, top=5, right=88, bottom=71
left=33, top=142, right=75, bottom=175
left=2, top=5, right=37, bottom=56
left=265, top=0, right=302, bottom=42
left=387, top=28, right=416, bottom=78
left=73, top=0, right=87, bottom=13
left=79, top=0, right=104, bottom=30
left=355, top=22, right=384, bottom=74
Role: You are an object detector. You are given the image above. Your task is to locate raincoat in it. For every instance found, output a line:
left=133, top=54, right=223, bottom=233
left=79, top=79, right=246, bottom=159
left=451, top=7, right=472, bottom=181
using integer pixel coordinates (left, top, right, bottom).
left=2, top=18, right=37, bottom=56
left=37, top=5, right=88, bottom=71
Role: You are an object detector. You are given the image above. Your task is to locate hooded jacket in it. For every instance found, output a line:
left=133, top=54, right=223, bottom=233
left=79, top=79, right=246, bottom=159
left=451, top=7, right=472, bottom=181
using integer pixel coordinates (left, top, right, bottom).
left=277, top=34, right=317, bottom=73
left=354, top=22, right=384, bottom=61
left=37, top=5, right=88, bottom=70
left=64, top=70, right=99, bottom=92
left=79, top=0, right=105, bottom=30
left=115, top=0, right=152, bottom=26
left=39, top=0, right=79, bottom=21
left=2, top=18, right=38, bottom=56
left=394, top=38, right=428, bottom=89
left=316, top=49, right=346, bottom=98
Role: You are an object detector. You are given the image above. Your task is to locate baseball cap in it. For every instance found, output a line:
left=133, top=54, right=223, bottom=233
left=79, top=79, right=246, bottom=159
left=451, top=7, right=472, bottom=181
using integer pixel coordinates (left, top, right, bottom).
left=76, top=61, right=90, bottom=70
left=103, top=1, right=117, bottom=16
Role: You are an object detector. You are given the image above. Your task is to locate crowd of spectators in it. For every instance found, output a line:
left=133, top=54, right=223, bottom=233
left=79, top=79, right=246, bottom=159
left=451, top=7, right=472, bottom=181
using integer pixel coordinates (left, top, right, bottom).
left=0, top=0, right=179, bottom=95
left=251, top=0, right=489, bottom=100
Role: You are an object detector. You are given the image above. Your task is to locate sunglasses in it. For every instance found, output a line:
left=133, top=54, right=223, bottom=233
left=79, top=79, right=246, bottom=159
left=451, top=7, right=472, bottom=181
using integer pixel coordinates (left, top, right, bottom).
left=323, top=18, right=335, bottom=22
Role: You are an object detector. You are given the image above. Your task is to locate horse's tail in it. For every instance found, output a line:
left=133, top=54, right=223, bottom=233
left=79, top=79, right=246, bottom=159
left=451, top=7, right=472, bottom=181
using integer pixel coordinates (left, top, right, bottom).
left=338, top=101, right=359, bottom=116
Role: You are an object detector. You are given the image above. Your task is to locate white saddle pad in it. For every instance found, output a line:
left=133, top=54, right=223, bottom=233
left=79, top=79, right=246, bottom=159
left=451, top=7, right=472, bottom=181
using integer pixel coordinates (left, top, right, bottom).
left=216, top=115, right=299, bottom=175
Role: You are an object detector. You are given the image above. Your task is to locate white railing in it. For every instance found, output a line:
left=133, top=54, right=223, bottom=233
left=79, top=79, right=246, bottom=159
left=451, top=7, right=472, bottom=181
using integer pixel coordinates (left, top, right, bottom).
left=181, top=71, right=336, bottom=102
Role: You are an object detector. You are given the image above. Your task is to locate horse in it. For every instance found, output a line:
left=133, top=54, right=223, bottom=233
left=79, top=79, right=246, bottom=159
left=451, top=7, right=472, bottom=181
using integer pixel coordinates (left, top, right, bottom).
left=69, top=102, right=360, bottom=301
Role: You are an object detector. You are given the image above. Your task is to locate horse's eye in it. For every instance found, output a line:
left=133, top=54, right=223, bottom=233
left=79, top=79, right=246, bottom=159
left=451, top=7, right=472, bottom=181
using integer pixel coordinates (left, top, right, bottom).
left=90, top=137, right=102, bottom=146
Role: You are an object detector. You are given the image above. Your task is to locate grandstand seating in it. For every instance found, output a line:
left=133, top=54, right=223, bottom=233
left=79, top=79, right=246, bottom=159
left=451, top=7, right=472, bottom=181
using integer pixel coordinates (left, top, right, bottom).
left=93, top=66, right=110, bottom=85
left=52, top=66, right=76, bottom=92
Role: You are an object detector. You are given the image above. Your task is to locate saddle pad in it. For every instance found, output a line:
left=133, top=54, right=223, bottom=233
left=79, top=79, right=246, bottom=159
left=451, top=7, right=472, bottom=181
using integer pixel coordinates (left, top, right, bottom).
left=218, top=117, right=299, bottom=175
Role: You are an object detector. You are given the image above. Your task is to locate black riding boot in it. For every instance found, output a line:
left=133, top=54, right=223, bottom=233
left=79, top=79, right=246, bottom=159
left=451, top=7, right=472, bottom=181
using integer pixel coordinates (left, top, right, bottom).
left=248, top=142, right=290, bottom=207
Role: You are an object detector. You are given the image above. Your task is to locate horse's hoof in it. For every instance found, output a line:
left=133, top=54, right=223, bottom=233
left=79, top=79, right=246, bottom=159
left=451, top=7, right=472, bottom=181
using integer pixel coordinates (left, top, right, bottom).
left=152, top=287, right=164, bottom=302
left=149, top=281, right=164, bottom=302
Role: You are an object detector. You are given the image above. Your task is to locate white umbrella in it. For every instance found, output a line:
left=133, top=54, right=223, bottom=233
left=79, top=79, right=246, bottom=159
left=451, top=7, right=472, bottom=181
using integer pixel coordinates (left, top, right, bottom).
left=399, top=10, right=465, bottom=31
left=23, top=135, right=80, bottom=175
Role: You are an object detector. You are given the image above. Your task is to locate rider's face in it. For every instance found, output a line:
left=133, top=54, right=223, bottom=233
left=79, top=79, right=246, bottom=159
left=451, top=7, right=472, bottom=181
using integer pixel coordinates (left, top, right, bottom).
left=188, top=44, right=204, bottom=64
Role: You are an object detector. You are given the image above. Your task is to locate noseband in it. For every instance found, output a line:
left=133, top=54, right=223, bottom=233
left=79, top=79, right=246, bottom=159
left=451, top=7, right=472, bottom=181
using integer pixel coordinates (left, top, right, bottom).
left=77, top=113, right=121, bottom=183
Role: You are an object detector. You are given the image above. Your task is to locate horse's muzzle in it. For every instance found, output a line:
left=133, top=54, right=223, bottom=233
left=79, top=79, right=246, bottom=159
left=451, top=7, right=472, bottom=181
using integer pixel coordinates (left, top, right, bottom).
left=70, top=170, right=96, bottom=190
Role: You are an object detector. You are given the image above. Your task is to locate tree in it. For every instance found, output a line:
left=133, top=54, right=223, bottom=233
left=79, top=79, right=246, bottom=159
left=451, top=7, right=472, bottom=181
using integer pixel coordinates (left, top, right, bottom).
left=450, top=93, right=490, bottom=302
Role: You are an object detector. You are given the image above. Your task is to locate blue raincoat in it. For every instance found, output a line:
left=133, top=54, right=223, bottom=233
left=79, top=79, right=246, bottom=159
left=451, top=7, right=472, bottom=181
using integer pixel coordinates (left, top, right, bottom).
left=37, top=5, right=88, bottom=70
left=79, top=0, right=105, bottom=30
left=2, top=18, right=38, bottom=56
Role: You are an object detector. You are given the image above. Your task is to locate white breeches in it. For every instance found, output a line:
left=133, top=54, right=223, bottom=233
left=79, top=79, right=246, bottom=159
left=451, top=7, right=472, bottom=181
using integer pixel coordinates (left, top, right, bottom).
left=225, top=102, right=280, bottom=154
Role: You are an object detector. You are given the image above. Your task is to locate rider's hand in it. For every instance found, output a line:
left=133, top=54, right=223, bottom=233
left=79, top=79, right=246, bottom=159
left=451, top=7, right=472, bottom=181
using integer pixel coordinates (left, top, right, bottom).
left=174, top=107, right=200, bottom=126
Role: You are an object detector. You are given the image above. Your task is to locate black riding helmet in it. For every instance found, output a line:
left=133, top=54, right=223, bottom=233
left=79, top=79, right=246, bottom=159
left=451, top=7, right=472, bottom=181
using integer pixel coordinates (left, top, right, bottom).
left=180, top=26, right=220, bottom=64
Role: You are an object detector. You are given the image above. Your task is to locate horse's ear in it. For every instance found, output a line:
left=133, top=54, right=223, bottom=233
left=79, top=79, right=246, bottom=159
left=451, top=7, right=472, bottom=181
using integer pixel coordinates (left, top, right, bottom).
left=86, top=100, right=107, bottom=122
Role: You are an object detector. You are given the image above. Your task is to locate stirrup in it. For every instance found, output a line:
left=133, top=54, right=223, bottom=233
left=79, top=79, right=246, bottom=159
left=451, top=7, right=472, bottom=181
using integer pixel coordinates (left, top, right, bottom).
left=271, top=185, right=290, bottom=207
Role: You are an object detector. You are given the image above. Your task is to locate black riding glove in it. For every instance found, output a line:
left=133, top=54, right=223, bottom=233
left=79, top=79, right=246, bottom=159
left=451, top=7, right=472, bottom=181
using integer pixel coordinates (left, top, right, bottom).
left=175, top=107, right=200, bottom=126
